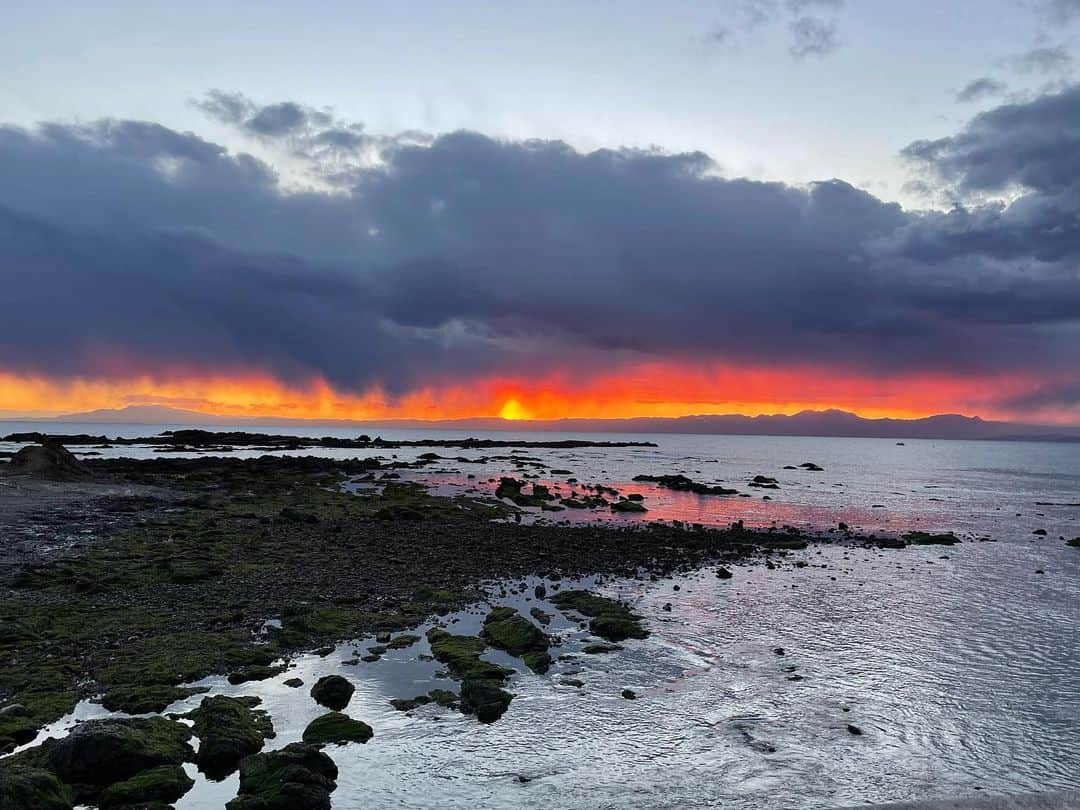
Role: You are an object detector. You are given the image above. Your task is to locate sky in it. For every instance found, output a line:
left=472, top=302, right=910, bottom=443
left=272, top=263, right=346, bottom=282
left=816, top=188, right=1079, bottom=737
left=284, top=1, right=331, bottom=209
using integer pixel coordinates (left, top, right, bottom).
left=1, top=1, right=1079, bottom=423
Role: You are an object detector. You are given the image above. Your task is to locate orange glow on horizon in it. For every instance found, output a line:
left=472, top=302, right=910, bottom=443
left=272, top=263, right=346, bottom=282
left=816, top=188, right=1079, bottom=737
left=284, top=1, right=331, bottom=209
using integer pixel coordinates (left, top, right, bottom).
left=0, top=363, right=1075, bottom=425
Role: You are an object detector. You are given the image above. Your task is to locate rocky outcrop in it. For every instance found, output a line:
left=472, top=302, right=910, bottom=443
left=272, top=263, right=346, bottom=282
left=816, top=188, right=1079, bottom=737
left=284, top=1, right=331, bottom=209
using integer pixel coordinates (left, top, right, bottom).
left=301, top=712, right=373, bottom=746
left=186, top=695, right=274, bottom=779
left=48, top=717, right=193, bottom=786
left=310, top=675, right=354, bottom=711
left=226, top=742, right=338, bottom=810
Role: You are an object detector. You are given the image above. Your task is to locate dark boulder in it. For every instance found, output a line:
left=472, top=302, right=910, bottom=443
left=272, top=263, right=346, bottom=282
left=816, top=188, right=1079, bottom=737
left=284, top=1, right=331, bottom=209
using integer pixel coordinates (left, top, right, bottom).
left=48, top=717, right=193, bottom=786
left=98, top=764, right=193, bottom=809
left=226, top=743, right=338, bottom=810
left=3, top=442, right=90, bottom=481
left=310, top=676, right=354, bottom=711
left=301, top=712, right=373, bottom=746
left=186, top=695, right=274, bottom=780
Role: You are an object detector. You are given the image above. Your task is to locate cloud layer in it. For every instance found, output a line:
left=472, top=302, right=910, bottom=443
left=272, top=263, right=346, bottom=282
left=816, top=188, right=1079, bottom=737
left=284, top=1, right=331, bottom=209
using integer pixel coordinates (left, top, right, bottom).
left=1, top=87, right=1079, bottom=418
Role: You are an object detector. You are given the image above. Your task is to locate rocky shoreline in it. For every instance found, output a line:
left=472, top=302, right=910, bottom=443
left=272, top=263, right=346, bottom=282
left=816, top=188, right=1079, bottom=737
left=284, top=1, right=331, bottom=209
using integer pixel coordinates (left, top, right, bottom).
left=0, top=443, right=989, bottom=808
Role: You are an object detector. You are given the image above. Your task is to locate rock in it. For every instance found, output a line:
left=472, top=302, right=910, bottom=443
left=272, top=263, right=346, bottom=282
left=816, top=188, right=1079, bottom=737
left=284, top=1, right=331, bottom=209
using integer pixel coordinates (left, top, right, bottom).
left=186, top=695, right=274, bottom=780
left=0, top=704, right=30, bottom=720
left=846, top=724, right=863, bottom=736
left=748, top=475, right=780, bottom=489
left=226, top=742, right=338, bottom=810
left=902, top=531, right=960, bottom=546
left=773, top=647, right=785, bottom=656
left=631, top=474, right=737, bottom=496
left=99, top=764, right=194, bottom=809
left=425, top=629, right=513, bottom=683
left=1068, top=537, right=1080, bottom=548
left=560, top=679, right=585, bottom=688
left=459, top=679, right=514, bottom=724
left=621, top=689, right=637, bottom=700
left=529, top=607, right=552, bottom=626
left=49, top=717, right=193, bottom=786
left=582, top=643, right=623, bottom=654
left=301, top=712, right=373, bottom=746
left=533, top=583, right=547, bottom=599
left=375, top=632, right=392, bottom=644
left=798, top=462, right=825, bottom=472
left=3, top=442, right=90, bottom=481
left=552, top=590, right=648, bottom=642
left=284, top=678, right=304, bottom=688
left=715, top=567, right=733, bottom=579
left=310, top=676, right=354, bottom=711
left=385, top=634, right=421, bottom=650
left=481, top=609, right=551, bottom=673
left=0, top=761, right=72, bottom=810
left=101, top=685, right=208, bottom=715
left=1033, top=528, right=1048, bottom=536
left=227, top=664, right=286, bottom=685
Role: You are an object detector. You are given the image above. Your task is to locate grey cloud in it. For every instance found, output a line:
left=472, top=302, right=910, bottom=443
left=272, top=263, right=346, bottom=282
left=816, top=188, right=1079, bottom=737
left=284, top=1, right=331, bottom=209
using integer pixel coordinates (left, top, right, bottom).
left=956, top=77, right=1008, bottom=103
left=789, top=16, right=838, bottom=58
left=711, top=0, right=843, bottom=58
left=0, top=91, right=1078, bottom=402
left=1035, top=0, right=1080, bottom=23
left=902, top=84, right=1080, bottom=193
left=1007, top=45, right=1073, bottom=75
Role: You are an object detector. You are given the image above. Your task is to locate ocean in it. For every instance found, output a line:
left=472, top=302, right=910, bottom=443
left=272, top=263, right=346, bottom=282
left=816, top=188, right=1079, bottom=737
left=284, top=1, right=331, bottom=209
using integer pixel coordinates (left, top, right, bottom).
left=4, top=423, right=1079, bottom=808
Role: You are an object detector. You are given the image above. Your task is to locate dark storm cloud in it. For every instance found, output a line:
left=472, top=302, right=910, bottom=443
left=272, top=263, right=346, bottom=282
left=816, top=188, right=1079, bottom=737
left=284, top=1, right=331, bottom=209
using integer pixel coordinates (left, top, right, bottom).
left=0, top=87, right=1079, bottom=402
left=955, top=77, right=1008, bottom=103
left=902, top=84, right=1080, bottom=193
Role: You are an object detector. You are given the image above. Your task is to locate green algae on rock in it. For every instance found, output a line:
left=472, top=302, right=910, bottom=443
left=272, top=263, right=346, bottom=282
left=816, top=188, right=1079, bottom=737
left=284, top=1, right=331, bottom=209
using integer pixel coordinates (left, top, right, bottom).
left=481, top=608, right=551, bottom=674
left=186, top=695, right=274, bottom=780
left=48, top=716, right=193, bottom=795
left=226, top=742, right=338, bottom=810
left=310, top=675, right=354, bottom=711
left=903, top=531, right=961, bottom=545
left=0, top=759, right=72, bottom=810
left=551, top=590, right=649, bottom=642
left=98, top=764, right=194, bottom=809
left=301, top=712, right=373, bottom=746
left=100, top=684, right=209, bottom=715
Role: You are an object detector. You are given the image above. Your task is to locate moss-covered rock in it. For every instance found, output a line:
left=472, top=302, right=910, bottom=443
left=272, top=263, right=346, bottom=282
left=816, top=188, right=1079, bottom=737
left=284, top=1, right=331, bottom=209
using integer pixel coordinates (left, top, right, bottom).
left=459, top=679, right=514, bottom=724
left=226, top=664, right=286, bottom=685
left=98, top=764, right=194, bottom=809
left=385, top=633, right=420, bottom=650
left=309, top=675, right=354, bottom=711
left=100, top=685, right=208, bottom=715
left=48, top=717, right=193, bottom=787
left=186, top=695, right=274, bottom=780
left=226, top=742, right=337, bottom=810
left=0, top=760, right=72, bottom=810
left=481, top=609, right=551, bottom=674
left=551, top=590, right=648, bottom=642
left=425, top=629, right=513, bottom=682
left=301, top=712, right=373, bottom=746
left=582, top=643, right=623, bottom=654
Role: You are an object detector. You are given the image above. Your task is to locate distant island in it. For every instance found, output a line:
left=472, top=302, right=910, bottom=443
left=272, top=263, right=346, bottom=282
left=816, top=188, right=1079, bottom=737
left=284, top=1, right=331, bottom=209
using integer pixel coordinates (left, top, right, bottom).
left=5, top=404, right=1079, bottom=442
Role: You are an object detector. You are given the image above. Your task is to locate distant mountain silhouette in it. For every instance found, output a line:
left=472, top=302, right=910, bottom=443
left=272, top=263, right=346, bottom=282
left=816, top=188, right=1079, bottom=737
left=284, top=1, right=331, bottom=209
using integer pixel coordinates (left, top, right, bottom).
left=26, top=405, right=1080, bottom=441
left=43, top=405, right=250, bottom=425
